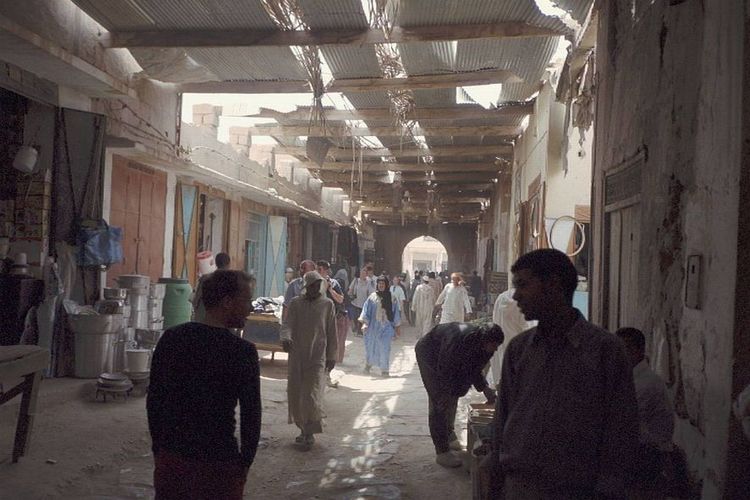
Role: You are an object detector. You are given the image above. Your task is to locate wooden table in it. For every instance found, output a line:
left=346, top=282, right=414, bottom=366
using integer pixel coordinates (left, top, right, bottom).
left=243, top=313, right=283, bottom=361
left=0, top=345, right=49, bottom=462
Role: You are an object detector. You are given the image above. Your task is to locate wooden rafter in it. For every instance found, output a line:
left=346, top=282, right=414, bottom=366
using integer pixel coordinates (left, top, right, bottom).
left=248, top=124, right=520, bottom=137
left=102, top=22, right=567, bottom=48
left=274, top=144, right=513, bottom=159
left=301, top=161, right=499, bottom=172
left=318, top=171, right=499, bottom=183
left=231, top=102, right=534, bottom=121
left=181, top=68, right=522, bottom=94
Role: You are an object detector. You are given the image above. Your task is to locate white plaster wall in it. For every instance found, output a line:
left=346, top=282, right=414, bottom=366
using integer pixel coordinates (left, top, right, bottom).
left=506, top=81, right=593, bottom=270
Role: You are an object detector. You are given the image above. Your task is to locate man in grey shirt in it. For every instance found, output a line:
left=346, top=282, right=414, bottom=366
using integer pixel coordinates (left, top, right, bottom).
left=485, top=249, right=638, bottom=499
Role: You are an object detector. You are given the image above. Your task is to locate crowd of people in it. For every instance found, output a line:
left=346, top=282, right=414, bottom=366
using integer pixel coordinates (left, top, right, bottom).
left=144, top=249, right=684, bottom=499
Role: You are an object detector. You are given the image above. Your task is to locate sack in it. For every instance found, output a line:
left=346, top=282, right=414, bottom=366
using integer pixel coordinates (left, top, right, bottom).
left=76, top=219, right=123, bottom=267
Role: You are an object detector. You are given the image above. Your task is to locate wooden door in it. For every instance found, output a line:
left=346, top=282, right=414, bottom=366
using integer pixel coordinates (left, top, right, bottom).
left=602, top=153, right=644, bottom=331
left=108, top=156, right=166, bottom=285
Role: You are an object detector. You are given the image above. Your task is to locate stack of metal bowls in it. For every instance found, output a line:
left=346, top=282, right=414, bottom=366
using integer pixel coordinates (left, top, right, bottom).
left=116, top=275, right=150, bottom=330
left=147, top=283, right=166, bottom=331
left=96, top=288, right=132, bottom=372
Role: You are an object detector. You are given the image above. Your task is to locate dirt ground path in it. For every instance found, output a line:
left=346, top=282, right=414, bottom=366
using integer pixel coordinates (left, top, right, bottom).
left=0, top=324, right=481, bottom=499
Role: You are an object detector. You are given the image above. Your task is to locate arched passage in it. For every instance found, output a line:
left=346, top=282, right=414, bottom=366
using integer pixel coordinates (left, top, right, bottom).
left=401, top=235, right=448, bottom=277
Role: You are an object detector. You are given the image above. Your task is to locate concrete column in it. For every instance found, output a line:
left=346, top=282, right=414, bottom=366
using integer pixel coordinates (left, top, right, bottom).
left=192, top=103, right=222, bottom=136
left=228, top=126, right=252, bottom=157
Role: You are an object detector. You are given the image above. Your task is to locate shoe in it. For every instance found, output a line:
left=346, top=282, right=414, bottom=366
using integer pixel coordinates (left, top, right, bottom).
left=435, top=451, right=462, bottom=468
left=296, top=434, right=315, bottom=451
left=326, top=373, right=339, bottom=388
left=449, top=440, right=462, bottom=451
left=380, top=371, right=390, bottom=378
left=364, top=364, right=371, bottom=374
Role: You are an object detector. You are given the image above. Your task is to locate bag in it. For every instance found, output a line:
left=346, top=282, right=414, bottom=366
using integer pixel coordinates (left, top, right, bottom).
left=76, top=219, right=123, bottom=267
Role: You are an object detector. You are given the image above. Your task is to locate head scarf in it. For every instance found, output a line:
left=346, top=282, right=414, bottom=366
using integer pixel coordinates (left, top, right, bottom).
left=375, top=276, right=394, bottom=322
left=302, top=271, right=324, bottom=300
left=334, top=268, right=348, bottom=289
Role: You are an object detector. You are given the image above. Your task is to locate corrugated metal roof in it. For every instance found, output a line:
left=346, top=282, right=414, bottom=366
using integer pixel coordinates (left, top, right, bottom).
left=298, top=0, right=369, bottom=29
left=412, top=89, right=456, bottom=108
left=499, top=82, right=541, bottom=102
left=320, top=46, right=383, bottom=79
left=345, top=91, right=392, bottom=109
left=455, top=37, right=560, bottom=81
left=392, top=0, right=569, bottom=32
left=188, top=47, right=308, bottom=80
left=399, top=41, right=456, bottom=75
left=554, top=0, right=594, bottom=25
left=130, top=0, right=277, bottom=30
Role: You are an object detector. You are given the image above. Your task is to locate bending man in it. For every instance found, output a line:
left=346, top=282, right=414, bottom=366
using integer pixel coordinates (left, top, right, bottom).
left=415, top=322, right=503, bottom=468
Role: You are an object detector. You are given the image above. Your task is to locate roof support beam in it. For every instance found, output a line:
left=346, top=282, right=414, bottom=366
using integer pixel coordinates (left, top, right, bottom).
left=318, top=172, right=498, bottom=183
left=327, top=69, right=522, bottom=92
left=301, top=161, right=499, bottom=172
left=248, top=124, right=520, bottom=137
left=181, top=68, right=522, bottom=94
left=274, top=144, right=513, bottom=159
left=233, top=103, right=534, bottom=121
left=103, top=22, right=567, bottom=48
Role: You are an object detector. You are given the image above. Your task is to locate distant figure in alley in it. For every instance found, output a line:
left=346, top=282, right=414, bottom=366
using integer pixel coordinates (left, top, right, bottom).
left=359, top=275, right=401, bottom=377
left=435, top=272, right=472, bottom=324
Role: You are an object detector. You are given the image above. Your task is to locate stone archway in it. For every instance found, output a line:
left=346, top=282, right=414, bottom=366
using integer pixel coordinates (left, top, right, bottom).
left=401, top=235, right=448, bottom=277
left=373, top=223, right=477, bottom=277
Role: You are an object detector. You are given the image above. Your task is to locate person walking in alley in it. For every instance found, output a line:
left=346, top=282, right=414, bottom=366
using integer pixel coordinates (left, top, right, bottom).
left=488, top=288, right=534, bottom=387
left=616, top=327, right=674, bottom=493
left=411, top=274, right=437, bottom=338
left=317, top=260, right=346, bottom=386
left=283, top=259, right=317, bottom=320
left=191, top=252, right=231, bottom=321
left=435, top=272, right=472, bottom=324
left=390, top=274, right=407, bottom=338
left=359, top=275, right=401, bottom=377
left=147, top=270, right=260, bottom=500
left=281, top=271, right=337, bottom=451
left=348, top=267, right=375, bottom=336
left=484, top=249, right=638, bottom=498
left=415, top=322, right=503, bottom=468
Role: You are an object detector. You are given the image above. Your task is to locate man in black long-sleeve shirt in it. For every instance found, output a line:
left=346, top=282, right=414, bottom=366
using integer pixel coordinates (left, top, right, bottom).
left=147, top=270, right=261, bottom=500
left=415, top=322, right=504, bottom=468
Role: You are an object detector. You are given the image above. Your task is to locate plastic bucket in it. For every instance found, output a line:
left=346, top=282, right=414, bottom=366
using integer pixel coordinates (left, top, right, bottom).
left=126, top=349, right=152, bottom=372
left=158, top=278, right=193, bottom=329
left=69, top=314, right=122, bottom=378
left=197, top=251, right=215, bottom=276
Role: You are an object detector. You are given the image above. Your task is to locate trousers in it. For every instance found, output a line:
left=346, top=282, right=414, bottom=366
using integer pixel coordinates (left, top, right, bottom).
left=154, top=450, right=247, bottom=500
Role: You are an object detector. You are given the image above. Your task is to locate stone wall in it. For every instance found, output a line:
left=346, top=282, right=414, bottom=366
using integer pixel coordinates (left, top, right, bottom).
left=592, top=1, right=747, bottom=496
left=373, top=223, right=477, bottom=277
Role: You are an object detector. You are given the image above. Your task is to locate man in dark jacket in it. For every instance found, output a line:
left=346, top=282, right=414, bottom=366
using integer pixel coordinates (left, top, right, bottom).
left=415, top=322, right=504, bottom=468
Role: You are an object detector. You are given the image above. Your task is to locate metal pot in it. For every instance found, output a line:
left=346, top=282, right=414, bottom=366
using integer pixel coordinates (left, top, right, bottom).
left=103, top=288, right=128, bottom=300
left=149, top=283, right=166, bottom=299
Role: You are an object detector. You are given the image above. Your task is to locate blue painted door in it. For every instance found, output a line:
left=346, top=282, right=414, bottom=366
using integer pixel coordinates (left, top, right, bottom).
left=264, top=216, right=288, bottom=297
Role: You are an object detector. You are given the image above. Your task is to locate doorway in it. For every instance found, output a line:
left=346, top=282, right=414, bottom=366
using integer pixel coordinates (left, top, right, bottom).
left=401, top=236, right=448, bottom=277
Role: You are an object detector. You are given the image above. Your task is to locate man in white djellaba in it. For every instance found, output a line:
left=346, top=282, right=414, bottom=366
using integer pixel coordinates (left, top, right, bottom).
left=435, top=272, right=472, bottom=324
left=411, top=274, right=436, bottom=337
